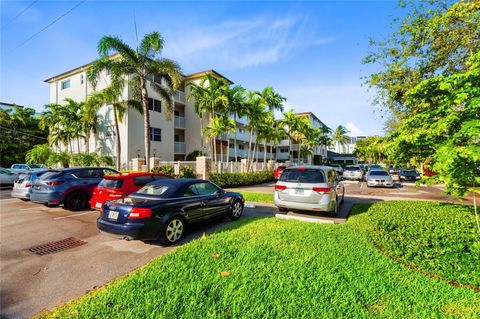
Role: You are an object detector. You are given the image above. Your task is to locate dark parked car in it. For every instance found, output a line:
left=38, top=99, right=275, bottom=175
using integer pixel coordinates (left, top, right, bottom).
left=31, top=167, right=119, bottom=211
left=399, top=168, right=421, bottom=182
left=97, top=179, right=245, bottom=244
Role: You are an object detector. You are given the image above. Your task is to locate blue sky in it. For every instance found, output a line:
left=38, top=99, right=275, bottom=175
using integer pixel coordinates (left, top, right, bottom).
left=1, top=0, right=399, bottom=136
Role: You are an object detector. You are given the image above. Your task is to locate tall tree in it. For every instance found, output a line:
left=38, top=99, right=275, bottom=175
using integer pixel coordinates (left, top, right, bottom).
left=225, top=85, right=247, bottom=163
left=88, top=31, right=183, bottom=171
left=331, top=125, right=350, bottom=153
left=364, top=0, right=480, bottom=114
left=85, top=82, right=143, bottom=170
left=281, top=110, right=301, bottom=162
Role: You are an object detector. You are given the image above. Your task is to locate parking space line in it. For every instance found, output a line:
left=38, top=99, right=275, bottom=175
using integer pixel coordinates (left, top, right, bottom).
left=54, top=211, right=97, bottom=220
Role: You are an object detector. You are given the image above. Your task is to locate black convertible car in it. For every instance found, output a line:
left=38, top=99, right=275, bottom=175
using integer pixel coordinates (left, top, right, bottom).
left=97, top=179, right=244, bottom=244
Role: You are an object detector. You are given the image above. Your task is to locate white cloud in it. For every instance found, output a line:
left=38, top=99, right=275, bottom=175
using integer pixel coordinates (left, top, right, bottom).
left=164, top=15, right=334, bottom=70
left=346, top=122, right=363, bottom=136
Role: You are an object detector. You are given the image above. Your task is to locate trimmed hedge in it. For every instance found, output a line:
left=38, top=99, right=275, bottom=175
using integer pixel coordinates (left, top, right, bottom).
left=209, top=171, right=274, bottom=188
left=151, top=165, right=175, bottom=176
left=178, top=166, right=196, bottom=178
left=357, top=201, right=480, bottom=287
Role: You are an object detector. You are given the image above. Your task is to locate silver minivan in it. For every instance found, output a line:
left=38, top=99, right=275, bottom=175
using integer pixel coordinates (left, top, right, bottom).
left=11, top=169, right=48, bottom=200
left=274, top=166, right=345, bottom=215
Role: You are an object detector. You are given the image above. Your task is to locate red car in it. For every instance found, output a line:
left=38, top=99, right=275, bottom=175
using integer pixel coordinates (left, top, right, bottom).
left=274, top=165, right=287, bottom=179
left=90, top=172, right=173, bottom=210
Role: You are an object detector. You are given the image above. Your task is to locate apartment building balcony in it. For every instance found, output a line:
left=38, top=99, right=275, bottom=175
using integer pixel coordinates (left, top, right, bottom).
left=228, top=149, right=246, bottom=158
left=278, top=139, right=290, bottom=147
left=174, top=90, right=185, bottom=103
left=227, top=132, right=250, bottom=142
left=174, top=142, right=186, bottom=153
left=174, top=116, right=185, bottom=129
left=276, top=153, right=290, bottom=160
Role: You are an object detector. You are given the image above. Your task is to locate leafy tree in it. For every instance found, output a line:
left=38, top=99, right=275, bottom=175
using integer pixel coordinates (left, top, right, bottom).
left=364, top=0, right=480, bottom=114
left=25, top=144, right=53, bottom=165
left=225, top=85, right=247, bottom=163
left=0, top=105, right=47, bottom=167
left=281, top=109, right=301, bottom=162
left=88, top=31, right=183, bottom=171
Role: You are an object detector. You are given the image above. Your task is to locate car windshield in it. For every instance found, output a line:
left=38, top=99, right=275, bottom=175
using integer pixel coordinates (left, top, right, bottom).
left=280, top=169, right=325, bottom=183
left=345, top=166, right=360, bottom=171
left=29, top=164, right=43, bottom=169
left=402, top=170, right=417, bottom=175
left=369, top=171, right=389, bottom=176
left=39, top=170, right=64, bottom=180
left=136, top=185, right=170, bottom=197
left=98, top=178, right=124, bottom=189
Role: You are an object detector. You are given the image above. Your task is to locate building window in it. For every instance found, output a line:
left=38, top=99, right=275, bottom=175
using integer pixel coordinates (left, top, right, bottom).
left=148, top=98, right=162, bottom=112
left=150, top=127, right=161, bottom=142
left=80, top=74, right=84, bottom=84
left=280, top=148, right=288, bottom=153
left=238, top=144, right=245, bottom=150
left=61, top=79, right=70, bottom=90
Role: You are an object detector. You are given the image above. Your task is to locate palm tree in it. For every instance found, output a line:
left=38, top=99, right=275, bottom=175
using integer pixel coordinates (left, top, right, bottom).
left=225, top=85, right=246, bottom=163
left=244, top=92, right=266, bottom=170
left=201, top=117, right=225, bottom=164
left=87, top=31, right=183, bottom=171
left=331, top=125, right=350, bottom=153
left=270, top=123, right=286, bottom=162
left=188, top=73, right=229, bottom=164
left=85, top=81, right=143, bottom=170
left=281, top=110, right=301, bottom=162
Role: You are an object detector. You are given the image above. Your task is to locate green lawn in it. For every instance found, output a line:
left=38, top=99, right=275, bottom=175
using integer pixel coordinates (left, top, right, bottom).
left=239, top=191, right=273, bottom=204
left=38, top=201, right=480, bottom=318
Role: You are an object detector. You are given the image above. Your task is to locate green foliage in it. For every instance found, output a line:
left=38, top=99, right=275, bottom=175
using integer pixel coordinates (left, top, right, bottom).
left=209, top=171, right=274, bottom=187
left=185, top=150, right=203, bottom=161
left=47, top=151, right=70, bottom=168
left=69, top=152, right=114, bottom=167
left=353, top=136, right=387, bottom=164
left=358, top=201, right=479, bottom=287
left=37, top=214, right=480, bottom=319
left=151, top=165, right=175, bottom=176
left=364, top=0, right=480, bottom=113
left=0, top=106, right=47, bottom=167
left=178, top=166, right=196, bottom=178
left=25, top=144, right=53, bottom=165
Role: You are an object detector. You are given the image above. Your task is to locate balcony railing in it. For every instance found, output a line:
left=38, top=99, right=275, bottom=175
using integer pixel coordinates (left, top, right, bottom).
left=174, top=90, right=185, bottom=103
left=174, top=116, right=185, bottom=128
left=174, top=142, right=186, bottom=153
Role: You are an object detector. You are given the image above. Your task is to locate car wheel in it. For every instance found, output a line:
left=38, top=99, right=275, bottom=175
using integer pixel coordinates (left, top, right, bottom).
left=20, top=198, right=29, bottom=201
left=230, top=200, right=243, bottom=220
left=65, top=192, right=87, bottom=211
left=159, top=217, right=185, bottom=245
left=278, top=207, right=288, bottom=213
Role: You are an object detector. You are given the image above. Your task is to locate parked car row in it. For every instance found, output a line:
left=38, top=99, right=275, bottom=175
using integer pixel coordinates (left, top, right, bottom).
left=10, top=166, right=245, bottom=245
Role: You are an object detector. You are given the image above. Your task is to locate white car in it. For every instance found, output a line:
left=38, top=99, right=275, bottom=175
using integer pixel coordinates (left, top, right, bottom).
left=366, top=169, right=394, bottom=188
left=0, top=168, right=18, bottom=185
left=274, top=166, right=345, bottom=216
left=342, top=165, right=364, bottom=181
left=10, top=164, right=46, bottom=174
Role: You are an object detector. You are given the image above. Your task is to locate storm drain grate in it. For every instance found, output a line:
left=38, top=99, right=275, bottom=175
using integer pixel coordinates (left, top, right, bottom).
left=28, top=237, right=87, bottom=256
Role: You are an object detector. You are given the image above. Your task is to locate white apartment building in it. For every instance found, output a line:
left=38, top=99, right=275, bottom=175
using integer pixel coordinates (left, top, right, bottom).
left=45, top=59, right=328, bottom=169
left=329, top=135, right=367, bottom=154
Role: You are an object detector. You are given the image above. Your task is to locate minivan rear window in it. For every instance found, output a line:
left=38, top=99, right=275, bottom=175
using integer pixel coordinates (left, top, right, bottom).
left=345, top=166, right=360, bottom=171
left=279, top=169, right=325, bottom=183
left=39, top=170, right=65, bottom=180
left=98, top=178, right=124, bottom=189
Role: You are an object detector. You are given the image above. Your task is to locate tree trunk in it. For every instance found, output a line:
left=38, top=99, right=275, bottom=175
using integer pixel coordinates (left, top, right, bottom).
left=263, top=140, right=267, bottom=168
left=219, top=138, right=223, bottom=172
left=270, top=142, right=273, bottom=163
left=85, top=133, right=90, bottom=153
left=77, top=138, right=80, bottom=153
left=234, top=115, right=238, bottom=164
left=247, top=128, right=254, bottom=167
left=140, top=76, right=151, bottom=171
left=113, top=105, right=121, bottom=171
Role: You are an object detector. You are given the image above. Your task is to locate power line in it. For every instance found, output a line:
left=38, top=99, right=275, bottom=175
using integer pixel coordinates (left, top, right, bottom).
left=2, top=0, right=39, bottom=28
left=0, top=125, right=48, bottom=140
left=10, top=0, right=86, bottom=53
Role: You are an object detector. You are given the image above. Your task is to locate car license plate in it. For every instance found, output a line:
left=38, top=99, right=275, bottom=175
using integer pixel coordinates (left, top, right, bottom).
left=295, top=188, right=304, bottom=195
left=95, top=202, right=102, bottom=208
left=107, top=210, right=119, bottom=220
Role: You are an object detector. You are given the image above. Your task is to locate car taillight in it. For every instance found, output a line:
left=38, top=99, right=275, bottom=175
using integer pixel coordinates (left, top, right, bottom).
left=275, top=185, right=287, bottom=191
left=109, top=189, right=124, bottom=197
left=46, top=181, right=64, bottom=185
left=25, top=183, right=31, bottom=188
left=312, top=187, right=331, bottom=193
left=129, top=207, right=151, bottom=219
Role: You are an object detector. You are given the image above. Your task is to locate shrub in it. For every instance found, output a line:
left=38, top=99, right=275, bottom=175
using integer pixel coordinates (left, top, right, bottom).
left=151, top=165, right=175, bottom=176
left=69, top=153, right=114, bottom=167
left=186, top=150, right=203, bottom=161
left=209, top=171, right=274, bottom=187
left=178, top=166, right=196, bottom=178
left=25, top=144, right=53, bottom=165
left=357, top=201, right=480, bottom=287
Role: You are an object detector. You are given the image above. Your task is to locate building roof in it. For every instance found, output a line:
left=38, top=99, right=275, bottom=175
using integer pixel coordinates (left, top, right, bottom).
left=44, top=54, right=233, bottom=85
left=183, top=69, right=234, bottom=84
left=327, top=150, right=356, bottom=159
left=1, top=102, right=25, bottom=109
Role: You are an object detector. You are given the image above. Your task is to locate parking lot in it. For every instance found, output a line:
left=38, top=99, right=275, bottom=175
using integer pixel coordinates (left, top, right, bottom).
left=0, top=181, right=474, bottom=318
left=0, top=189, right=275, bottom=319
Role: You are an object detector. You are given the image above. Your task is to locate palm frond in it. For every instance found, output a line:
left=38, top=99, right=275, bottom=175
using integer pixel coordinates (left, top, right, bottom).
left=139, top=31, right=164, bottom=58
